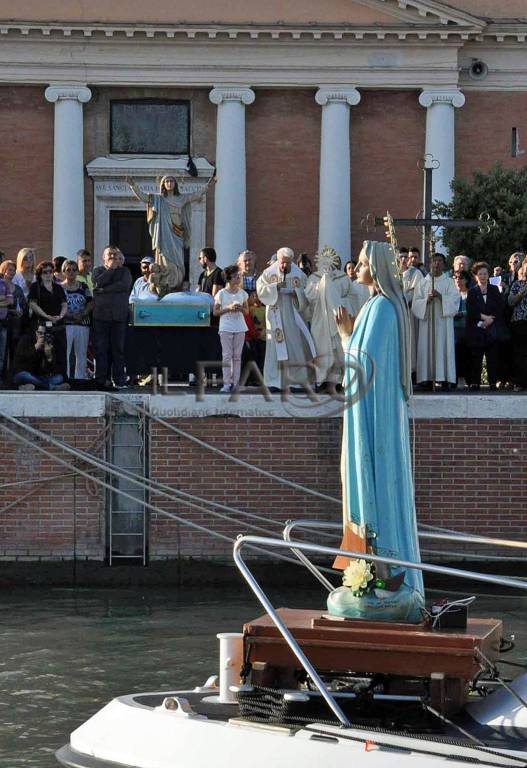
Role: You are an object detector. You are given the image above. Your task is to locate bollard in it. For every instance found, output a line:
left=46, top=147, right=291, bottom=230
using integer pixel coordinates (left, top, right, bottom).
left=216, top=632, right=243, bottom=704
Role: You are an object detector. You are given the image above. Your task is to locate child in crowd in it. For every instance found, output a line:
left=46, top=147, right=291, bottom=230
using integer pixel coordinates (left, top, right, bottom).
left=247, top=291, right=266, bottom=374
left=213, top=265, right=248, bottom=393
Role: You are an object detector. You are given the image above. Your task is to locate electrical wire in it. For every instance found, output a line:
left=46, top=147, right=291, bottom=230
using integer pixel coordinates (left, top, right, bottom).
left=106, top=394, right=462, bottom=541
left=422, top=596, right=477, bottom=629
left=106, top=393, right=343, bottom=505
left=2, top=401, right=518, bottom=564
left=0, top=418, right=306, bottom=566
left=0, top=412, right=285, bottom=538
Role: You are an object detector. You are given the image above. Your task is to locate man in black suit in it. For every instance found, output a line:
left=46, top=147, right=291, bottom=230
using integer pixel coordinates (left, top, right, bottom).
left=92, top=246, right=132, bottom=390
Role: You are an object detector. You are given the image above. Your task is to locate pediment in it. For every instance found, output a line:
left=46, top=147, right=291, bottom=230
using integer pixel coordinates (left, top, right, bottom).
left=0, top=0, right=486, bottom=30
left=341, top=1, right=485, bottom=29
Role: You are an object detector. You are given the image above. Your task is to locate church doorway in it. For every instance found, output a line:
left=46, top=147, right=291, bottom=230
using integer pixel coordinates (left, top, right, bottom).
left=109, top=209, right=151, bottom=280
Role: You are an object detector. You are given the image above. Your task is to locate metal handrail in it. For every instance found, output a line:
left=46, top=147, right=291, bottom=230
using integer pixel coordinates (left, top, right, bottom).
left=282, top=519, right=527, bottom=594
left=418, top=531, right=527, bottom=550
left=283, top=520, right=340, bottom=591
left=233, top=534, right=527, bottom=728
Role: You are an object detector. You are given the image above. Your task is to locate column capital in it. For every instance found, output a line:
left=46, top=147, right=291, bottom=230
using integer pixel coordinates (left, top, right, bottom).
left=45, top=84, right=92, bottom=104
left=315, top=86, right=361, bottom=107
left=209, top=86, right=255, bottom=106
left=419, top=89, right=465, bottom=109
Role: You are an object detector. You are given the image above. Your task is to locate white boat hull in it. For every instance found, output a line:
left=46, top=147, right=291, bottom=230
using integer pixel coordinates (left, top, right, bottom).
left=57, top=686, right=527, bottom=768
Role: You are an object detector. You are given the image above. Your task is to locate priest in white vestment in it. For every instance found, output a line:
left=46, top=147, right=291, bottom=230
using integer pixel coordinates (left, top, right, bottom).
left=305, top=247, right=367, bottom=386
left=257, top=247, right=315, bottom=390
left=412, top=253, right=458, bottom=388
left=402, top=258, right=424, bottom=373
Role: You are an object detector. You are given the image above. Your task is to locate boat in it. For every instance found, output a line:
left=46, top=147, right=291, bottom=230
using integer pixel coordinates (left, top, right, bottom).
left=56, top=521, right=527, bottom=768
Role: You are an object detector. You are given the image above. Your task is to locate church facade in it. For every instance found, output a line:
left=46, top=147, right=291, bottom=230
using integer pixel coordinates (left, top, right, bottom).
left=0, top=0, right=526, bottom=282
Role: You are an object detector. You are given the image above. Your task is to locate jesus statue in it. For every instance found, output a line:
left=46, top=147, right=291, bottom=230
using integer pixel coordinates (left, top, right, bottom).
left=126, top=174, right=214, bottom=289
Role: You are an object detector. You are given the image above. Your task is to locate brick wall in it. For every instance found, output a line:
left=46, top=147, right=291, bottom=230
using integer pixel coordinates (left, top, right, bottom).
left=0, top=418, right=107, bottom=560
left=149, top=416, right=341, bottom=559
left=246, top=89, right=320, bottom=269
left=0, top=86, right=54, bottom=262
left=351, top=90, right=425, bottom=257
left=2, top=85, right=527, bottom=271
left=456, top=91, right=527, bottom=181
left=0, top=412, right=525, bottom=562
left=412, top=418, right=525, bottom=538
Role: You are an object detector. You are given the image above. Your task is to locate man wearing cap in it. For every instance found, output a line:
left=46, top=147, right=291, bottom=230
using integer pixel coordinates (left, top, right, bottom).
left=129, top=256, right=156, bottom=302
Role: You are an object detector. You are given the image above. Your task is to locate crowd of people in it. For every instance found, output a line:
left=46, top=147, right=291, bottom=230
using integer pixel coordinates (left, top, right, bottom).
left=401, top=247, right=527, bottom=391
left=0, top=240, right=525, bottom=393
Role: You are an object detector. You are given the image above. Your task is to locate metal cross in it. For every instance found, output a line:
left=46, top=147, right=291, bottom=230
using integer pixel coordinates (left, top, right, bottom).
left=368, top=155, right=495, bottom=266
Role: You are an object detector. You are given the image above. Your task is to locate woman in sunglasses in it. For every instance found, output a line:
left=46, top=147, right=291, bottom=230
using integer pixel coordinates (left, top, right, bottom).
left=61, top=259, right=92, bottom=380
left=28, top=261, right=68, bottom=378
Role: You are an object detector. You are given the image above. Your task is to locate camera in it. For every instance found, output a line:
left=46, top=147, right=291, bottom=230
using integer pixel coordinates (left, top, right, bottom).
left=43, top=321, right=55, bottom=344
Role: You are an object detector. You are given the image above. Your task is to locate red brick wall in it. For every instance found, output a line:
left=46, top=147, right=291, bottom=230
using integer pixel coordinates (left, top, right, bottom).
left=413, top=419, right=525, bottom=538
left=149, top=415, right=527, bottom=559
left=0, top=86, right=54, bottom=262
left=0, top=415, right=525, bottom=563
left=351, top=90, right=425, bottom=257
left=456, top=91, right=527, bottom=181
left=246, top=89, right=426, bottom=266
left=246, top=89, right=320, bottom=269
left=149, top=417, right=340, bottom=558
left=0, top=418, right=106, bottom=560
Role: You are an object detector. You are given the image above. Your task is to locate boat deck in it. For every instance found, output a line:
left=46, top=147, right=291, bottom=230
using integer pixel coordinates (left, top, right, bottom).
left=129, top=689, right=527, bottom=752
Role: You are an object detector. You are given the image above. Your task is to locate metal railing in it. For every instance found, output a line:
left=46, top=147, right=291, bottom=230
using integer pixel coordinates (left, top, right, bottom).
left=281, top=519, right=527, bottom=593
left=233, top=532, right=527, bottom=728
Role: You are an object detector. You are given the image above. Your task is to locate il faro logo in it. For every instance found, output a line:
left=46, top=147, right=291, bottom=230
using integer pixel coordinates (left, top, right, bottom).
left=149, top=347, right=375, bottom=418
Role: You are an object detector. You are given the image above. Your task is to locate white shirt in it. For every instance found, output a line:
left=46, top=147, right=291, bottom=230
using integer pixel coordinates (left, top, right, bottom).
left=12, top=271, right=36, bottom=298
left=215, top=288, right=248, bottom=333
left=129, top=276, right=156, bottom=302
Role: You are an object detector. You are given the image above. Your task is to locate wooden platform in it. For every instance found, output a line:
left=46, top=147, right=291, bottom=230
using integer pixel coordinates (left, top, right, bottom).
left=244, top=608, right=502, bottom=680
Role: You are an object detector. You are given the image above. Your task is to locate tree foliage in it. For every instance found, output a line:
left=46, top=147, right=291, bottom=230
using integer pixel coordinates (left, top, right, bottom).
left=434, top=164, right=527, bottom=266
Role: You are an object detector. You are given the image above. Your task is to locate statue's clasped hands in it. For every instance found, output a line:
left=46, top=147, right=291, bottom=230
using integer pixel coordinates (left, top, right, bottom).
left=335, top=306, right=355, bottom=340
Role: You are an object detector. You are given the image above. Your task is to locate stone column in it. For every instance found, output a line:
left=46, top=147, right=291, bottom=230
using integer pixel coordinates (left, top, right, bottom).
left=45, top=84, right=92, bottom=258
left=315, top=86, right=361, bottom=261
left=209, top=86, right=255, bottom=267
left=418, top=89, right=465, bottom=209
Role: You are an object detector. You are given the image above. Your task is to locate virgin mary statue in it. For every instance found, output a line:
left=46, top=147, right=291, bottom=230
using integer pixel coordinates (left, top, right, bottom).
left=328, top=240, right=425, bottom=623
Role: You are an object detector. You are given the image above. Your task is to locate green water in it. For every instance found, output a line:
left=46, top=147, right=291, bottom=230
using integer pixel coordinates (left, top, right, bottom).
left=1, top=587, right=526, bottom=767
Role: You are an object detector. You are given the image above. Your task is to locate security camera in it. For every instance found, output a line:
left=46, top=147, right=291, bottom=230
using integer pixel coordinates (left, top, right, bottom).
left=469, top=60, right=488, bottom=80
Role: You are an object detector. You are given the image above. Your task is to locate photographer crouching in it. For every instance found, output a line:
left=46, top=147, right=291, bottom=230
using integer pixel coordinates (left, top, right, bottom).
left=12, top=323, right=70, bottom=391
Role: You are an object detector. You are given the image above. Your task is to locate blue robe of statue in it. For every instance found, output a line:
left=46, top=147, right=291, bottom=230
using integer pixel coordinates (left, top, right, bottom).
left=328, top=294, right=425, bottom=623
